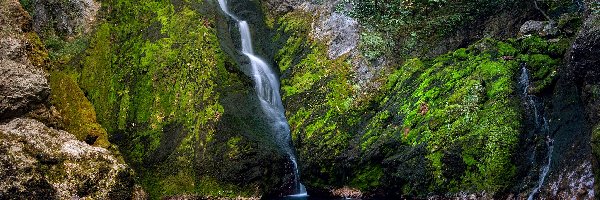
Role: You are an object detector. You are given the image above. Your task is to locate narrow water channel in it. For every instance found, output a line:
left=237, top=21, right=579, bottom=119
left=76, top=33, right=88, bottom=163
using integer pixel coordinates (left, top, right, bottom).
left=217, top=0, right=307, bottom=197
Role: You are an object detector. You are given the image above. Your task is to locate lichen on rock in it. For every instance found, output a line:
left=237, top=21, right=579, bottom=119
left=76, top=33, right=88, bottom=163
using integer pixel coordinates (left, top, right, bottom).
left=30, top=0, right=100, bottom=37
left=0, top=118, right=134, bottom=199
left=0, top=59, right=49, bottom=119
left=0, top=0, right=50, bottom=120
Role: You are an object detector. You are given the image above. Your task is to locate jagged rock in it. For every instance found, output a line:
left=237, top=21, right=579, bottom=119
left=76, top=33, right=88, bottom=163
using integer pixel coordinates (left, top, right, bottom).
left=312, top=12, right=359, bottom=59
left=568, top=14, right=600, bottom=84
left=0, top=59, right=49, bottom=119
left=544, top=161, right=595, bottom=199
left=519, top=20, right=559, bottom=37
left=0, top=118, right=135, bottom=199
left=0, top=0, right=50, bottom=120
left=0, top=0, right=33, bottom=33
left=32, top=0, right=100, bottom=37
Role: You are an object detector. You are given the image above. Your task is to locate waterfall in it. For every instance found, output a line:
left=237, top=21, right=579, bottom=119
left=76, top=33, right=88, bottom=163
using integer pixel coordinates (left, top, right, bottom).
left=217, top=1, right=307, bottom=197
left=519, top=66, right=554, bottom=200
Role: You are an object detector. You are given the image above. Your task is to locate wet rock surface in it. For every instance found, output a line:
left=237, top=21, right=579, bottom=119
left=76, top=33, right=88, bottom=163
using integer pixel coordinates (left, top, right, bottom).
left=31, top=0, right=100, bottom=37
left=534, top=6, right=600, bottom=200
left=568, top=13, right=600, bottom=85
left=546, top=161, right=595, bottom=199
left=570, top=6, right=600, bottom=195
left=0, top=118, right=135, bottom=199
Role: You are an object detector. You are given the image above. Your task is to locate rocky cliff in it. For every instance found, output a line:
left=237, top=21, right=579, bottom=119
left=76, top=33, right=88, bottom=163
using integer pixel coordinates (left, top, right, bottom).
left=1, top=0, right=599, bottom=199
left=0, top=0, right=136, bottom=198
left=262, top=0, right=599, bottom=198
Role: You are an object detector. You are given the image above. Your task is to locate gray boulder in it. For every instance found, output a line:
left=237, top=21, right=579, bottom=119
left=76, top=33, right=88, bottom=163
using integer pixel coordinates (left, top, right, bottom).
left=0, top=59, right=49, bottom=119
left=0, top=0, right=50, bottom=120
left=519, top=20, right=559, bottom=37
left=32, top=0, right=100, bottom=37
left=0, top=118, right=135, bottom=199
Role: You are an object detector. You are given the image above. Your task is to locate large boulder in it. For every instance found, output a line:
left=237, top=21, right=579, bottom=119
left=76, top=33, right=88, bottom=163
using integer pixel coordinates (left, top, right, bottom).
left=0, top=118, right=135, bottom=199
left=0, top=0, right=50, bottom=120
left=0, top=59, right=49, bottom=119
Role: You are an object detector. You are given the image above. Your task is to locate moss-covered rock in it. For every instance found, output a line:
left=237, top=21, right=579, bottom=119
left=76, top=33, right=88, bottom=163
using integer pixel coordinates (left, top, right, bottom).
left=49, top=71, right=110, bottom=148
left=74, top=0, right=292, bottom=198
left=0, top=118, right=135, bottom=199
left=271, top=7, right=582, bottom=196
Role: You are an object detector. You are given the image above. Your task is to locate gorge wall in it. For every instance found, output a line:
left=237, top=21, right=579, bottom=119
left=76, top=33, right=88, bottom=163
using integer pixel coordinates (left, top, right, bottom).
left=0, top=0, right=136, bottom=198
left=262, top=0, right=599, bottom=198
left=0, top=0, right=599, bottom=199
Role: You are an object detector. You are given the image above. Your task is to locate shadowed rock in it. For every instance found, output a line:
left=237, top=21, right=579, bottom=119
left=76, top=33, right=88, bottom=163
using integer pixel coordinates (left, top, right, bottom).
left=31, top=0, right=100, bottom=37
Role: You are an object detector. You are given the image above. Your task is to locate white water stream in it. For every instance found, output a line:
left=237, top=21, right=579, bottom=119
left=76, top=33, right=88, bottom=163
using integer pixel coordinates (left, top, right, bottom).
left=217, top=0, right=307, bottom=197
left=519, top=66, right=554, bottom=200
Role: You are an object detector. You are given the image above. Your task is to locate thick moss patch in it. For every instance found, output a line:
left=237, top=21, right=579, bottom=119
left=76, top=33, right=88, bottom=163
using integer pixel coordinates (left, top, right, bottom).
left=274, top=9, right=569, bottom=196
left=73, top=0, right=291, bottom=198
left=49, top=71, right=110, bottom=148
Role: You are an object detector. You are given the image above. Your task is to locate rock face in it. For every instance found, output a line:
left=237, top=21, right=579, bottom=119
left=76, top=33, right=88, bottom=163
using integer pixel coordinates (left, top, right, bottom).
left=546, top=161, right=595, bottom=199
left=519, top=20, right=559, bottom=37
left=0, top=59, right=49, bottom=119
left=0, top=0, right=138, bottom=198
left=0, top=0, right=50, bottom=120
left=312, top=12, right=359, bottom=60
left=0, top=118, right=134, bottom=199
left=31, top=0, right=100, bottom=37
left=569, top=7, right=600, bottom=194
left=568, top=13, right=600, bottom=85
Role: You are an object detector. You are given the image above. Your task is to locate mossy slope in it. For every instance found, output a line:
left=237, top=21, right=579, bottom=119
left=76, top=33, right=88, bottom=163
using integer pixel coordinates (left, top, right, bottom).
left=64, top=0, right=291, bottom=198
left=273, top=9, right=568, bottom=197
left=49, top=71, right=110, bottom=148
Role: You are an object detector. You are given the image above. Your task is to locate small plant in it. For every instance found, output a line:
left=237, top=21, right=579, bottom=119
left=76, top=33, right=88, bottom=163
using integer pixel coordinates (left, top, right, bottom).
left=359, top=31, right=393, bottom=61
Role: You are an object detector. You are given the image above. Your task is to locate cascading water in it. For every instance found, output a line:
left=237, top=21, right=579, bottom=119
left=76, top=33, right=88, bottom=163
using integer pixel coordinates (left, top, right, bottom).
left=217, top=0, right=307, bottom=197
left=518, top=66, right=554, bottom=200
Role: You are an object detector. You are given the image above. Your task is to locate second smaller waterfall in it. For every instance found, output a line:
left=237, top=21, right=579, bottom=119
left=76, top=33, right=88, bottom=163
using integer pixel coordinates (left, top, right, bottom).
left=518, top=66, right=554, bottom=200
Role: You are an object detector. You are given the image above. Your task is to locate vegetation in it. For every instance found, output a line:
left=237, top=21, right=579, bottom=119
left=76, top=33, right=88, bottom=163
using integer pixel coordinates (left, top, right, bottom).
left=48, top=0, right=291, bottom=198
left=273, top=5, right=570, bottom=194
left=335, top=0, right=518, bottom=57
left=49, top=71, right=111, bottom=148
left=30, top=0, right=587, bottom=198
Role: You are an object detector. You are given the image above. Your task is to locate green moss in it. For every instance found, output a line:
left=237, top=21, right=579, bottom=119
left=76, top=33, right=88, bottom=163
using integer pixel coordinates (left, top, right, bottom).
left=350, top=165, right=383, bottom=190
left=24, top=32, right=49, bottom=69
left=360, top=31, right=393, bottom=60
left=74, top=0, right=269, bottom=198
left=49, top=71, right=110, bottom=148
left=518, top=53, right=560, bottom=93
left=44, top=34, right=89, bottom=65
left=275, top=27, right=547, bottom=194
